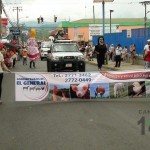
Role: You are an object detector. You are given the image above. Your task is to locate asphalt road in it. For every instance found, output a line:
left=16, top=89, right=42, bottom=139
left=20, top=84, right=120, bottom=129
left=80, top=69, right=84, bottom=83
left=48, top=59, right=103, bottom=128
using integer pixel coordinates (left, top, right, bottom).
left=0, top=59, right=150, bottom=150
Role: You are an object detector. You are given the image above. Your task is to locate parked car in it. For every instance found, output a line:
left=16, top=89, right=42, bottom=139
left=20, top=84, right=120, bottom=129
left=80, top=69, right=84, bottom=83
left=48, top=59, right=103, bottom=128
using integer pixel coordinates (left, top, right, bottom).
left=40, top=41, right=52, bottom=60
left=47, top=40, right=86, bottom=72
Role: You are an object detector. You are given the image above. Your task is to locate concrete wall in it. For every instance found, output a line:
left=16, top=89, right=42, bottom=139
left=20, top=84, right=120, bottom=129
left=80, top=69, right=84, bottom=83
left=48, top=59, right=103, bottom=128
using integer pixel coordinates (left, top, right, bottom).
left=126, top=54, right=145, bottom=65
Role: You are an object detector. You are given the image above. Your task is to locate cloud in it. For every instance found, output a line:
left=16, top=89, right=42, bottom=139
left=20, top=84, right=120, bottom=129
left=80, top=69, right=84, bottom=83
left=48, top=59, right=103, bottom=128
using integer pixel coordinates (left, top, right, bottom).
left=2, top=0, right=150, bottom=22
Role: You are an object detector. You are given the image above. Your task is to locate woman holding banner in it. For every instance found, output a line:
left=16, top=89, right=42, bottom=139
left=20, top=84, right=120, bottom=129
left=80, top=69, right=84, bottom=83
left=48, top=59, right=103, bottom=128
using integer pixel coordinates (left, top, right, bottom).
left=0, top=45, right=11, bottom=104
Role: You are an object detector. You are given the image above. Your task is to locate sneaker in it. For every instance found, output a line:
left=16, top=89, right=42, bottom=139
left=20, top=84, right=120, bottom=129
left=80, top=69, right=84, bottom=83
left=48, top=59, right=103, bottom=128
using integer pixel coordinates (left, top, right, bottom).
left=0, top=100, right=2, bottom=104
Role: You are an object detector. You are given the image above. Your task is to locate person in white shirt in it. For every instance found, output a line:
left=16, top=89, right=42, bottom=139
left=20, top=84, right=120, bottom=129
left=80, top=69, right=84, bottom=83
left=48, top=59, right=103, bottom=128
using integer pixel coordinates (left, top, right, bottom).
left=0, top=46, right=11, bottom=104
left=115, top=44, right=122, bottom=67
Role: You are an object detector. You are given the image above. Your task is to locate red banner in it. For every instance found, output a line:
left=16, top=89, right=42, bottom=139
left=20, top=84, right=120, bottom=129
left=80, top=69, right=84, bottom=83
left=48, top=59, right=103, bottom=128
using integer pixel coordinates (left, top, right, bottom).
left=1, top=18, right=8, bottom=25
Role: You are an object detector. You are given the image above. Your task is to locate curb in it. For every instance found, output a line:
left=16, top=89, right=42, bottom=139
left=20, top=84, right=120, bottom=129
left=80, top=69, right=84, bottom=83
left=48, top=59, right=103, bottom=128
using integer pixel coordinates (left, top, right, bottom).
left=86, top=60, right=120, bottom=71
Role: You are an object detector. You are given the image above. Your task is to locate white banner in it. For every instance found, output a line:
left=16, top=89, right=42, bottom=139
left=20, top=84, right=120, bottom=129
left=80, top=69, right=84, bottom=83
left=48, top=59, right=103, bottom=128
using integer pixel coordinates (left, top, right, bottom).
left=15, top=71, right=150, bottom=101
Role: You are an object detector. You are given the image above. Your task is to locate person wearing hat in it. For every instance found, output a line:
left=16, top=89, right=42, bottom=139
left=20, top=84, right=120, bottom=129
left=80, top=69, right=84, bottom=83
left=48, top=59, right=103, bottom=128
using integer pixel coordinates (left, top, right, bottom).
left=143, top=39, right=150, bottom=69
left=0, top=46, right=11, bottom=104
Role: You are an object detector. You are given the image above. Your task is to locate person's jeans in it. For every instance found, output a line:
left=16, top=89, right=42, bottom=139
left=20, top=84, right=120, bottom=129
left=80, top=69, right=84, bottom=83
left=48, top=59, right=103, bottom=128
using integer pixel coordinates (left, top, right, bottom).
left=23, top=57, right=27, bottom=65
left=115, top=55, right=121, bottom=67
left=144, top=61, right=150, bottom=69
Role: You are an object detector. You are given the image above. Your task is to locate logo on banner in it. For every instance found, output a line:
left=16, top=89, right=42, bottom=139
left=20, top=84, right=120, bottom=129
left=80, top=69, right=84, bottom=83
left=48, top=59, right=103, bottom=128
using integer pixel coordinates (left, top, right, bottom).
left=16, top=74, right=49, bottom=101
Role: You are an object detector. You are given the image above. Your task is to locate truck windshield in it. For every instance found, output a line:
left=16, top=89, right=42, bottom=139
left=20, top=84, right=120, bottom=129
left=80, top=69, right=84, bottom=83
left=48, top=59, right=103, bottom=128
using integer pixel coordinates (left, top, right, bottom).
left=53, top=44, right=79, bottom=52
left=41, top=43, right=51, bottom=48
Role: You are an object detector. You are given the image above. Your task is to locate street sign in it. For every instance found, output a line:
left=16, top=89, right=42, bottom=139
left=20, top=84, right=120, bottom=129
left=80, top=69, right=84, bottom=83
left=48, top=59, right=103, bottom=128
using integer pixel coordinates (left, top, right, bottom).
left=12, top=30, right=21, bottom=35
left=10, top=29, right=21, bottom=35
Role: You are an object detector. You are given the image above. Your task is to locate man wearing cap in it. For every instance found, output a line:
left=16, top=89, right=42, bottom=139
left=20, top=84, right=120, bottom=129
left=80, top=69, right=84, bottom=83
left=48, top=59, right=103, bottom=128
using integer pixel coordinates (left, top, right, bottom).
left=143, top=39, right=150, bottom=69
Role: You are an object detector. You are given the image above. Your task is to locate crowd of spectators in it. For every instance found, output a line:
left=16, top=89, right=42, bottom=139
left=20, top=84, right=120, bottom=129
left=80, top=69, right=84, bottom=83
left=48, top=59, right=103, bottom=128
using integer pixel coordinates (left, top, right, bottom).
left=0, top=40, right=28, bottom=68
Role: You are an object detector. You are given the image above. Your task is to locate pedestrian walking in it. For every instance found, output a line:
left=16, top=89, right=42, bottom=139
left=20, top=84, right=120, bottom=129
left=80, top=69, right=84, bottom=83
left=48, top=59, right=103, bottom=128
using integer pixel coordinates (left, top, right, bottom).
left=94, top=36, right=107, bottom=70
left=114, top=44, right=122, bottom=67
left=109, top=44, right=115, bottom=61
left=143, top=39, right=150, bottom=69
left=121, top=46, right=128, bottom=62
left=130, top=44, right=136, bottom=65
left=22, top=47, right=28, bottom=65
left=0, top=45, right=11, bottom=104
left=27, top=28, right=40, bottom=68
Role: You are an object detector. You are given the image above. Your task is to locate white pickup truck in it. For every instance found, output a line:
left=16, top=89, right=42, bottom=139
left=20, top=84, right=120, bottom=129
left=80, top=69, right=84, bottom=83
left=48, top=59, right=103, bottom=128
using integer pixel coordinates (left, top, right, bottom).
left=47, top=40, right=86, bottom=72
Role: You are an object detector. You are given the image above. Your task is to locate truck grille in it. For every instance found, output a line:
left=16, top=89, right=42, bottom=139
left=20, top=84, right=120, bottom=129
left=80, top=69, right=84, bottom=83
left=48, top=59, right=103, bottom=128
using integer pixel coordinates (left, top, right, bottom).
left=64, top=56, right=75, bottom=59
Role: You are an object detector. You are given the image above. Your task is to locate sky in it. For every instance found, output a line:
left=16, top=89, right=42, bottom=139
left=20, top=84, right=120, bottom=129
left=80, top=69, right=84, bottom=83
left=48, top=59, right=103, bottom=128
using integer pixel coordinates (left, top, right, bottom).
left=2, top=0, right=150, bottom=23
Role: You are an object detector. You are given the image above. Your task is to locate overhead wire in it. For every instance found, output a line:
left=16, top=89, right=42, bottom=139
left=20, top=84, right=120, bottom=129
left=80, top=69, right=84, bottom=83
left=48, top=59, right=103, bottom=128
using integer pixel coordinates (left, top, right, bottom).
left=2, top=0, right=17, bottom=27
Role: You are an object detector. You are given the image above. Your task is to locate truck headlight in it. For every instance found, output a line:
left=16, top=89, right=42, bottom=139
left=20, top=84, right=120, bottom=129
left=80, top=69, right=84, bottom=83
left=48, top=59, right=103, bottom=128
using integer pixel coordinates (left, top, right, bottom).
left=52, top=56, right=59, bottom=60
left=78, top=55, right=85, bottom=60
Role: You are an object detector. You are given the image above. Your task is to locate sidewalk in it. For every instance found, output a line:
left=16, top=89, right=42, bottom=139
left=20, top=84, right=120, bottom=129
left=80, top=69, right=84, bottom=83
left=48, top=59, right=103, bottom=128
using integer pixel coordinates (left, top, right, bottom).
left=85, top=58, right=145, bottom=71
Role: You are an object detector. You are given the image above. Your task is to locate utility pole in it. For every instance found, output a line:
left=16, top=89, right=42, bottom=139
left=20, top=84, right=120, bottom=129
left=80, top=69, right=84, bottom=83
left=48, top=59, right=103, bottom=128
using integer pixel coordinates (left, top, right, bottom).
left=110, top=10, right=114, bottom=33
left=93, top=5, right=95, bottom=24
left=139, top=1, right=150, bottom=28
left=0, top=0, right=2, bottom=39
left=13, top=6, right=22, bottom=29
left=13, top=6, right=22, bottom=44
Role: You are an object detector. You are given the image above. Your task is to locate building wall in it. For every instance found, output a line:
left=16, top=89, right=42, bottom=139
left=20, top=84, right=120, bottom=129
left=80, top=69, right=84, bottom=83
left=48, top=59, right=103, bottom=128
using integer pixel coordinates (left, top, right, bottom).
left=68, top=27, right=89, bottom=41
left=67, top=25, right=144, bottom=42
left=93, top=28, right=150, bottom=55
left=119, top=26, right=144, bottom=31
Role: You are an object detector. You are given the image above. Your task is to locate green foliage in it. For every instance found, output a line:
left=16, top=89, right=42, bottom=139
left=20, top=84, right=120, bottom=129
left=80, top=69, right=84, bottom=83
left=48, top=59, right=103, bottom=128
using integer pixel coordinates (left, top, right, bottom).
left=36, top=29, right=50, bottom=41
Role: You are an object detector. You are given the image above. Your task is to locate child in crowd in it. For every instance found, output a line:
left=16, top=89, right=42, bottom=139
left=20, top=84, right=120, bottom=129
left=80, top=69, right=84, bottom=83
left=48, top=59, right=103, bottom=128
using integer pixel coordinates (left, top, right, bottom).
left=22, top=47, right=28, bottom=65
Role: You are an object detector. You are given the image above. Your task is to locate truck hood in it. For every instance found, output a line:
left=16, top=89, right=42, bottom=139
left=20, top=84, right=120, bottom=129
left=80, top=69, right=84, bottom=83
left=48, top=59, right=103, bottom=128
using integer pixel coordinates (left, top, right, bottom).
left=52, top=52, right=84, bottom=57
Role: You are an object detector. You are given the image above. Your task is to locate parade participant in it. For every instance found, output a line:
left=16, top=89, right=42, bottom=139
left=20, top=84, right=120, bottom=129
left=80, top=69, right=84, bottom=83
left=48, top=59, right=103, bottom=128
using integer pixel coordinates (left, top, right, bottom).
left=0, top=46, right=11, bottom=104
left=27, top=28, right=39, bottom=68
left=94, top=36, right=107, bottom=70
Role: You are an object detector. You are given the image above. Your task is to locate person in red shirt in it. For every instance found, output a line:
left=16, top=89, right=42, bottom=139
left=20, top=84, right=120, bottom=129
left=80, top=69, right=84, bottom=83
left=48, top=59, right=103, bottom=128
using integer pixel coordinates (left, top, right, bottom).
left=11, top=40, right=17, bottom=45
left=143, top=39, right=150, bottom=69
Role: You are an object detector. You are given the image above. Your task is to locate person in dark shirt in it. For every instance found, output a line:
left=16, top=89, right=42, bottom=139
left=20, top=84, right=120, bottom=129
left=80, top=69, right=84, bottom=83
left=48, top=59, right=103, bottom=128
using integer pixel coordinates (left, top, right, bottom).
left=94, top=36, right=107, bottom=70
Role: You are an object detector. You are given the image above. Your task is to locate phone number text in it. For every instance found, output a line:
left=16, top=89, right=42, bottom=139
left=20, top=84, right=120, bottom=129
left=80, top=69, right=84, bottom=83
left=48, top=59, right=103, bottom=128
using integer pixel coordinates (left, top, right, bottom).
left=65, top=78, right=91, bottom=83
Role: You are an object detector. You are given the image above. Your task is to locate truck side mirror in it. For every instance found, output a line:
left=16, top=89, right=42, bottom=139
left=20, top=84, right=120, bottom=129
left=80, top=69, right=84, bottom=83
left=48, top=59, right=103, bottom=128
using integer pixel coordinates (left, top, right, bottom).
left=47, top=50, right=51, bottom=53
left=47, top=49, right=51, bottom=53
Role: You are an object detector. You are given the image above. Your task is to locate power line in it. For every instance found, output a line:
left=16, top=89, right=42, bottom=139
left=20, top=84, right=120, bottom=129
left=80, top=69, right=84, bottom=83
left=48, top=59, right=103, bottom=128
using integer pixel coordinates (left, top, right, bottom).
left=139, top=1, right=150, bottom=28
left=13, top=6, right=22, bottom=29
left=2, top=3, right=16, bottom=27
